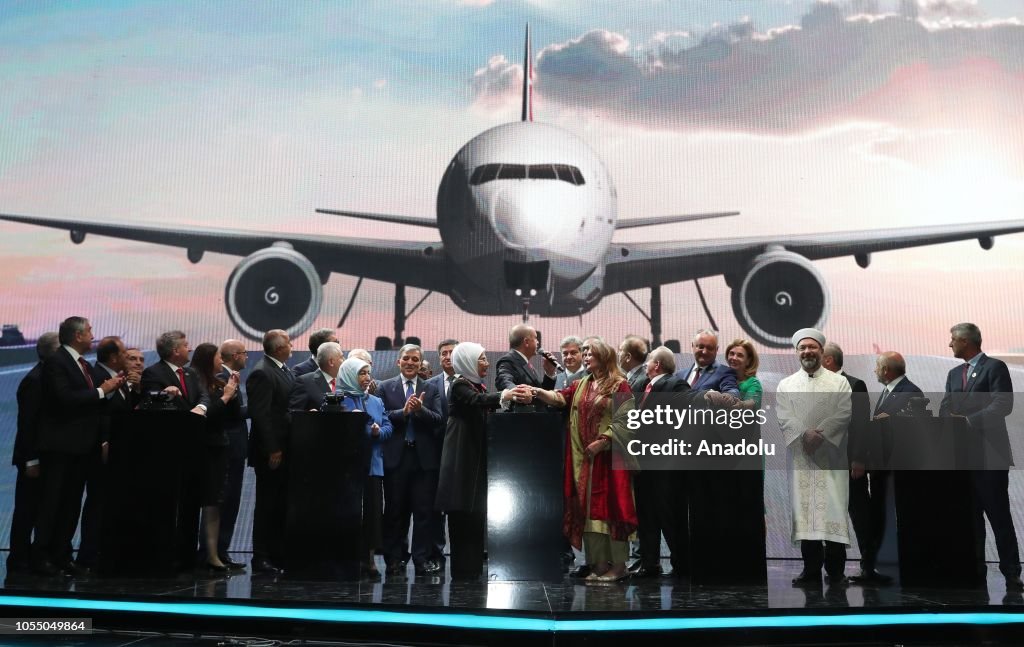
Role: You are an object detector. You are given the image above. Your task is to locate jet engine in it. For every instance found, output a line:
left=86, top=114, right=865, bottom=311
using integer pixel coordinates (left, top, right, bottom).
left=730, top=249, right=830, bottom=348
left=225, top=243, right=323, bottom=341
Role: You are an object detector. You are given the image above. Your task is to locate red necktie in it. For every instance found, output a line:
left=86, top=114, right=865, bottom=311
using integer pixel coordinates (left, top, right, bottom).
left=962, top=364, right=970, bottom=390
left=177, top=368, right=189, bottom=398
left=328, top=378, right=336, bottom=393
left=78, top=357, right=95, bottom=389
left=640, top=381, right=653, bottom=407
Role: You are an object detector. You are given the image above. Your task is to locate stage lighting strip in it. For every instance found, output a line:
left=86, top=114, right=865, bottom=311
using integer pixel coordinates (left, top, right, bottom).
left=1, top=595, right=1024, bottom=632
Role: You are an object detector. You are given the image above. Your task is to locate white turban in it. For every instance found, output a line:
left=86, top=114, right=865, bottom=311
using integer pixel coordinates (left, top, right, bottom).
left=792, top=327, right=825, bottom=349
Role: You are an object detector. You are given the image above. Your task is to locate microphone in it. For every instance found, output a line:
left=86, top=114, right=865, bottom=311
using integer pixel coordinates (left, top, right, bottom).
left=538, top=348, right=566, bottom=373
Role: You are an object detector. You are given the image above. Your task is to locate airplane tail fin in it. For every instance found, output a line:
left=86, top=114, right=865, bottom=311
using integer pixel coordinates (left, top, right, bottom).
left=521, top=24, right=533, bottom=122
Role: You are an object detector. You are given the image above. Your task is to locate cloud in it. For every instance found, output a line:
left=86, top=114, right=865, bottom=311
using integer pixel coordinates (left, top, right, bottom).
left=498, top=1, right=1024, bottom=135
left=470, top=53, right=522, bottom=110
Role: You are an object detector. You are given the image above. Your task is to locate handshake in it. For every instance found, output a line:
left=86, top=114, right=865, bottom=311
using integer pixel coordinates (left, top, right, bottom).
left=503, top=384, right=537, bottom=405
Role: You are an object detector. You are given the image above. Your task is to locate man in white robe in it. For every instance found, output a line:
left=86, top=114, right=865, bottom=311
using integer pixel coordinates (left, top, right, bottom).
left=777, top=328, right=852, bottom=586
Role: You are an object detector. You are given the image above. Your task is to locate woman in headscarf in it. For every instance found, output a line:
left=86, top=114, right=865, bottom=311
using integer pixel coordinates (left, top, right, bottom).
left=336, top=356, right=392, bottom=577
left=532, top=339, right=637, bottom=582
left=435, top=342, right=522, bottom=580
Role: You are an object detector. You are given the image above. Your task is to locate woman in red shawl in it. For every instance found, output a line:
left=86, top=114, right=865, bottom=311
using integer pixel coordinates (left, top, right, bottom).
left=531, top=339, right=637, bottom=582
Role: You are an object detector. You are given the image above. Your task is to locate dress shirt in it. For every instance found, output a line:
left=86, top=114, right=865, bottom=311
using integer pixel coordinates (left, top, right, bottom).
left=63, top=345, right=104, bottom=400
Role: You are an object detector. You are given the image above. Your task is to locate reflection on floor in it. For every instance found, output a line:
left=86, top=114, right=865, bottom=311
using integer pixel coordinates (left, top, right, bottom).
left=3, top=557, right=1023, bottom=613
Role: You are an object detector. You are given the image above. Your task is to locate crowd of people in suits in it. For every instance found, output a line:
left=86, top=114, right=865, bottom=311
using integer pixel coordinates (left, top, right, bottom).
left=9, top=316, right=1019, bottom=591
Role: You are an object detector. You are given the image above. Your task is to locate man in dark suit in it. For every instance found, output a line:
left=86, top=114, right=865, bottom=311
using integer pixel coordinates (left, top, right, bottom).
left=211, top=339, right=249, bottom=570
left=823, top=342, right=876, bottom=584
left=140, top=330, right=210, bottom=570
left=32, top=317, right=124, bottom=576
left=9, top=332, right=60, bottom=574
left=379, top=343, right=443, bottom=576
left=631, top=346, right=692, bottom=578
left=426, top=339, right=459, bottom=565
left=246, top=329, right=295, bottom=575
left=675, top=329, right=739, bottom=396
left=288, top=342, right=343, bottom=411
left=495, top=324, right=556, bottom=410
left=618, top=335, right=650, bottom=393
left=77, top=336, right=141, bottom=569
left=292, top=328, right=338, bottom=378
left=140, top=331, right=211, bottom=413
left=939, top=322, right=1021, bottom=591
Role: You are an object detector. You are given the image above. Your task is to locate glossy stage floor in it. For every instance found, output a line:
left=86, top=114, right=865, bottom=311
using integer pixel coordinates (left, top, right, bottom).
left=1, top=557, right=1024, bottom=646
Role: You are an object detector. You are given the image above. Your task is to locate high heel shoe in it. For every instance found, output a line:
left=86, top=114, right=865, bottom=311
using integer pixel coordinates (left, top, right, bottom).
left=205, top=562, right=229, bottom=573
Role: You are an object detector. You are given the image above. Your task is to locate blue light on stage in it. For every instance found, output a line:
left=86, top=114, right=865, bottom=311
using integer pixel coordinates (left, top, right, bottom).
left=1, top=595, right=1024, bottom=632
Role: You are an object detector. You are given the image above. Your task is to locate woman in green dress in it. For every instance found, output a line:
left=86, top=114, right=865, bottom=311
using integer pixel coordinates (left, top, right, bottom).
left=726, top=339, right=762, bottom=409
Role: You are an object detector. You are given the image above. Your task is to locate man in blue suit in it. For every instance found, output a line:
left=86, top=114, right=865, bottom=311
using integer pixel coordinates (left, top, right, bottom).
left=675, top=329, right=739, bottom=396
left=292, top=328, right=338, bottom=378
left=379, top=344, right=443, bottom=576
left=939, top=322, right=1021, bottom=591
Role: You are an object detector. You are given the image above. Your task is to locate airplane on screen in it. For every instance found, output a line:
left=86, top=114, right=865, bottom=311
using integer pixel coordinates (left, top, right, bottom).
left=3, top=26, right=1024, bottom=349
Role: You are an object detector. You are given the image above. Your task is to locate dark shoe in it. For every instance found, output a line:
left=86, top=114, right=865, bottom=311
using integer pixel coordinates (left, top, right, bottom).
left=1006, top=575, right=1024, bottom=591
left=415, top=560, right=441, bottom=576
left=31, top=560, right=62, bottom=577
left=251, top=559, right=281, bottom=575
left=825, top=574, right=849, bottom=587
left=220, top=558, right=246, bottom=571
left=205, top=562, right=229, bottom=573
left=385, top=561, right=407, bottom=576
left=632, top=565, right=663, bottom=579
left=63, top=561, right=91, bottom=577
left=849, top=568, right=892, bottom=585
left=792, top=570, right=822, bottom=586
left=627, top=559, right=642, bottom=573
left=569, top=564, right=592, bottom=579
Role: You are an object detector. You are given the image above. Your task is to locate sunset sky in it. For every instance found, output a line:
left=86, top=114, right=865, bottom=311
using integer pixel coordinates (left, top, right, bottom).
left=2, top=0, right=1023, bottom=354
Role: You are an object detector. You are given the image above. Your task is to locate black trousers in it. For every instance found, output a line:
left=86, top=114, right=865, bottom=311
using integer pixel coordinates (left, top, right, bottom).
left=33, top=450, right=92, bottom=567
left=76, top=450, right=108, bottom=566
left=848, top=470, right=890, bottom=571
left=8, top=465, right=41, bottom=570
left=634, top=470, right=674, bottom=569
left=665, top=470, right=691, bottom=575
left=215, top=428, right=248, bottom=558
left=252, top=456, right=288, bottom=565
left=801, top=540, right=846, bottom=578
left=447, top=510, right=485, bottom=579
left=971, top=470, right=1021, bottom=577
left=382, top=446, right=438, bottom=566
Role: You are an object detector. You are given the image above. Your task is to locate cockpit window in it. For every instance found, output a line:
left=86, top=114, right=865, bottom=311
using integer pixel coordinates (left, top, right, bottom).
left=469, top=163, right=585, bottom=186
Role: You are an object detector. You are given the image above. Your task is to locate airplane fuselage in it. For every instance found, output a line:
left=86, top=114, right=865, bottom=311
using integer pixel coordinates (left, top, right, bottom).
left=436, top=121, right=617, bottom=315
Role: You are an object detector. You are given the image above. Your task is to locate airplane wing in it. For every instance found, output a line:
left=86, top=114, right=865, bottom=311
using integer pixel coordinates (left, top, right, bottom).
left=315, top=208, right=438, bottom=228
left=0, top=212, right=450, bottom=292
left=603, top=220, right=1024, bottom=294
left=615, top=211, right=739, bottom=229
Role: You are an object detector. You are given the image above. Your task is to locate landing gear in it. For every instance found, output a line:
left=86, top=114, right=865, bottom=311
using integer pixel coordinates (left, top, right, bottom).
left=382, top=284, right=434, bottom=350
left=622, top=285, right=664, bottom=348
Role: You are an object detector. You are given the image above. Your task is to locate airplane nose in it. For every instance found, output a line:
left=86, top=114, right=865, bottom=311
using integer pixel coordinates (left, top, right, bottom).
left=490, top=188, right=556, bottom=249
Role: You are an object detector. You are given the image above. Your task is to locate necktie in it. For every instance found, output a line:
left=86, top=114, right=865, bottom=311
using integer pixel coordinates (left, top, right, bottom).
left=405, top=380, right=414, bottom=399
left=328, top=378, right=335, bottom=393
left=874, top=387, right=889, bottom=416
left=78, top=357, right=95, bottom=389
left=690, top=366, right=701, bottom=387
left=282, top=364, right=294, bottom=385
left=446, top=374, right=454, bottom=397
left=177, top=367, right=189, bottom=398
left=640, top=381, right=653, bottom=407
left=962, top=363, right=970, bottom=390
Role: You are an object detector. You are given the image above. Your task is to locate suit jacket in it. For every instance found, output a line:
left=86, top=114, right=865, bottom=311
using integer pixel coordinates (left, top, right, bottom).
left=140, top=361, right=211, bottom=411
left=626, top=365, right=648, bottom=393
left=426, top=372, right=454, bottom=421
left=217, top=368, right=249, bottom=438
left=842, top=372, right=871, bottom=464
left=14, top=362, right=44, bottom=466
left=940, top=354, right=1014, bottom=468
left=637, top=374, right=691, bottom=407
left=495, top=350, right=556, bottom=391
left=288, top=371, right=332, bottom=412
left=292, top=356, right=319, bottom=378
left=37, top=346, right=108, bottom=454
left=378, top=374, right=443, bottom=470
left=873, top=376, right=923, bottom=417
left=245, top=356, right=295, bottom=459
left=675, top=360, right=739, bottom=396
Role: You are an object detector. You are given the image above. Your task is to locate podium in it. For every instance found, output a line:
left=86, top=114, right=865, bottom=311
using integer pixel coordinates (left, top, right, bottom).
left=487, top=412, right=565, bottom=581
left=99, top=411, right=204, bottom=576
left=286, top=412, right=370, bottom=579
left=871, top=417, right=981, bottom=587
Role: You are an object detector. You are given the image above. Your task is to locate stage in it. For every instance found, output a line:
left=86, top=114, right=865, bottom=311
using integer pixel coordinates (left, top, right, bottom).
left=1, top=558, right=1024, bottom=646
